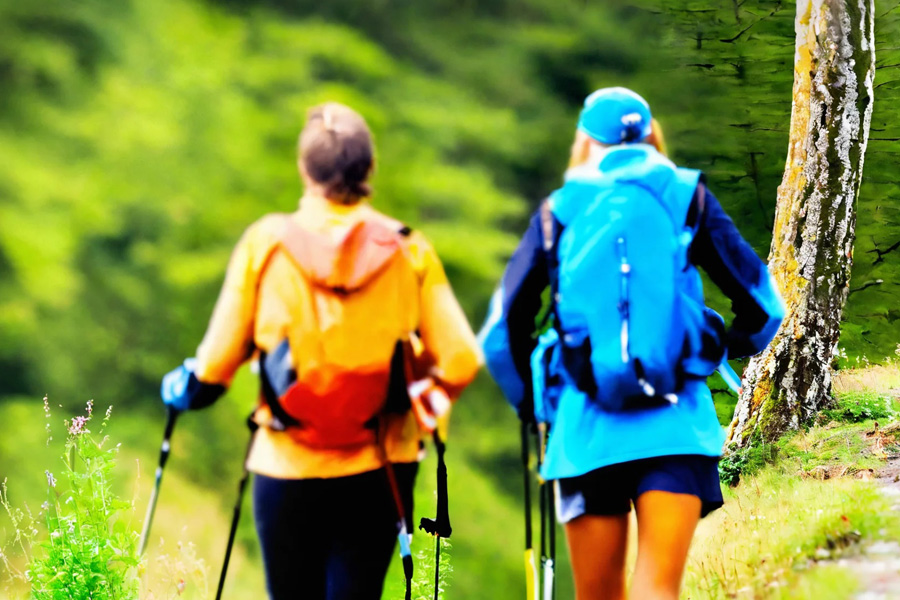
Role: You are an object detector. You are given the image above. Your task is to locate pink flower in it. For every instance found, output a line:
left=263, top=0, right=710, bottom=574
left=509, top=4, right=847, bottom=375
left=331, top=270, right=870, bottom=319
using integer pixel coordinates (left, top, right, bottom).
left=68, top=416, right=89, bottom=435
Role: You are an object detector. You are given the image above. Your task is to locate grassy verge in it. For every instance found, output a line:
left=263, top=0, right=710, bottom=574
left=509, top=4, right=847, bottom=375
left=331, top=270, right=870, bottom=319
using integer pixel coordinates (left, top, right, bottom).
left=687, top=459, right=897, bottom=599
left=686, top=397, right=900, bottom=599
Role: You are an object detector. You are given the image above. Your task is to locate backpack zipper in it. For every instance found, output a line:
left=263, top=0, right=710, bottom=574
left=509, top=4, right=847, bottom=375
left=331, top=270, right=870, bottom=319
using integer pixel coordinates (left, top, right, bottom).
left=618, top=236, right=676, bottom=404
left=616, top=236, right=630, bottom=364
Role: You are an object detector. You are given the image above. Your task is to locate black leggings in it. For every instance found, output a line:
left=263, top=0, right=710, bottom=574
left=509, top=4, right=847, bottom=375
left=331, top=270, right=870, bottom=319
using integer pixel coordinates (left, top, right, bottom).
left=253, top=463, right=417, bottom=600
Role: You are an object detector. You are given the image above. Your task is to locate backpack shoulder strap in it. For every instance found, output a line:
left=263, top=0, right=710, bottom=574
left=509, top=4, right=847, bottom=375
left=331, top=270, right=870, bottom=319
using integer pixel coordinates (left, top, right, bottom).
left=539, top=199, right=556, bottom=253
left=685, top=181, right=706, bottom=233
left=684, top=181, right=707, bottom=268
left=539, top=198, right=560, bottom=287
left=539, top=198, right=562, bottom=328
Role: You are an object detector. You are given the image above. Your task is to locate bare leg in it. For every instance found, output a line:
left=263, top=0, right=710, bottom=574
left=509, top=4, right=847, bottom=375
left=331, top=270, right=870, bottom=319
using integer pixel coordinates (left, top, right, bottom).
left=564, top=513, right=630, bottom=600
left=630, top=491, right=701, bottom=600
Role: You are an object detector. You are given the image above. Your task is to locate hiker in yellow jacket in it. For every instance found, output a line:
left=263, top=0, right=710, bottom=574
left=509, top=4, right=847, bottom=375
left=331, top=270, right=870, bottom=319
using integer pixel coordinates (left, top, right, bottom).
left=161, top=103, right=482, bottom=600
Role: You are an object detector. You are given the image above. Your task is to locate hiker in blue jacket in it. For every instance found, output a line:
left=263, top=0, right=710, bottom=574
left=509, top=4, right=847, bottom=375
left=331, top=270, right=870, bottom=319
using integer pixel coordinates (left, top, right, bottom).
left=480, top=87, right=784, bottom=600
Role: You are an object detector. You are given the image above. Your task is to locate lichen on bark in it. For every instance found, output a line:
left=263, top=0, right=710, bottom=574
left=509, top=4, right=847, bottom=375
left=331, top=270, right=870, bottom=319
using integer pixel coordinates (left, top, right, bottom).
left=727, top=0, right=876, bottom=448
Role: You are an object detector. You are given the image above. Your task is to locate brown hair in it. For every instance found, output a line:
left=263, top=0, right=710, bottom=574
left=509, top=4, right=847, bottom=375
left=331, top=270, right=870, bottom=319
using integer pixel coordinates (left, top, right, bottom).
left=299, top=103, right=374, bottom=204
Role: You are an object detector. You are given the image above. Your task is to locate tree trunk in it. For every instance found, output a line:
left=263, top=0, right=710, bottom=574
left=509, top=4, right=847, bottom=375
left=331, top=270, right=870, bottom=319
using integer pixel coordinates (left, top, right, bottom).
left=726, top=0, right=876, bottom=448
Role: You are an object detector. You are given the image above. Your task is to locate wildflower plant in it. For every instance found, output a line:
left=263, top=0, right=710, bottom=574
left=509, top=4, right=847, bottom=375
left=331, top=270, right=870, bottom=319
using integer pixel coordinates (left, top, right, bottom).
left=2, top=399, right=142, bottom=599
left=411, top=538, right=452, bottom=600
left=0, top=479, right=39, bottom=590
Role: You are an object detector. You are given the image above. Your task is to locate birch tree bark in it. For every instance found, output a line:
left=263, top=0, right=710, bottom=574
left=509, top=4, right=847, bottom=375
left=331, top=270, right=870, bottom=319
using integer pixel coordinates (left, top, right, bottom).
left=726, top=0, right=876, bottom=447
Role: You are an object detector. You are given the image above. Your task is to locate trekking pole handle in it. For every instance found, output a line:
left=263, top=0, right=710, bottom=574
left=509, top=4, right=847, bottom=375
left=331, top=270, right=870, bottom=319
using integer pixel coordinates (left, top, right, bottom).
left=419, top=430, right=452, bottom=538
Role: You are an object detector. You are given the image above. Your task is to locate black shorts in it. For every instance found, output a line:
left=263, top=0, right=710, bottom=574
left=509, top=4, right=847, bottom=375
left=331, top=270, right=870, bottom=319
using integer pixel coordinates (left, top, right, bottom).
left=556, top=455, right=723, bottom=523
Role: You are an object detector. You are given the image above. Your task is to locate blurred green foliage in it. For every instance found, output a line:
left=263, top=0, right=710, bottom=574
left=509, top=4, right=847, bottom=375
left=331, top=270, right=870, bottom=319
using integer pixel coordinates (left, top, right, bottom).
left=1, top=0, right=900, bottom=597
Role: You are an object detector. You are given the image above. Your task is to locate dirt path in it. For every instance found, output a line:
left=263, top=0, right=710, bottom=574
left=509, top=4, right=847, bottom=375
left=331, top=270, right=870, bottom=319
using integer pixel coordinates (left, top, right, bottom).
left=832, top=457, right=900, bottom=599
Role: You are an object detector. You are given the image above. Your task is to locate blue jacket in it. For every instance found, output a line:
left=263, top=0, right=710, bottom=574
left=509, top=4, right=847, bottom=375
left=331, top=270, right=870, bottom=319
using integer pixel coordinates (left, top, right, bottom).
left=480, top=147, right=784, bottom=480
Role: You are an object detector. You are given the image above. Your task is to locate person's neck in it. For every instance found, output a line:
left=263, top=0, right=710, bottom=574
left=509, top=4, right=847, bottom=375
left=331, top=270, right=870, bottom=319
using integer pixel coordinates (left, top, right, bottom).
left=299, top=191, right=364, bottom=210
left=565, top=143, right=614, bottom=180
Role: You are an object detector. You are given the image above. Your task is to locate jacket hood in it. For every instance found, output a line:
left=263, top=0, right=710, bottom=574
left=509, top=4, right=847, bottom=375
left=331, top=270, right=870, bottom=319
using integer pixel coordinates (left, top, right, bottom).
left=554, top=145, right=700, bottom=227
left=280, top=219, right=404, bottom=293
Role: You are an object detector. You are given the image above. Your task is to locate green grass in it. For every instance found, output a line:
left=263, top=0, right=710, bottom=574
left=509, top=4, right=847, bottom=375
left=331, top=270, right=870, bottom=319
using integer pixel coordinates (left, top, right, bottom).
left=4, top=376, right=900, bottom=599
left=822, top=390, right=898, bottom=424
left=687, top=433, right=900, bottom=599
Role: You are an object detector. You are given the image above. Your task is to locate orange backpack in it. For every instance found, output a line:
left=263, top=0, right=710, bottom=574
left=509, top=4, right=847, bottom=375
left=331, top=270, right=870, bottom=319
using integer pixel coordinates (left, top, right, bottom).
left=260, top=216, right=421, bottom=449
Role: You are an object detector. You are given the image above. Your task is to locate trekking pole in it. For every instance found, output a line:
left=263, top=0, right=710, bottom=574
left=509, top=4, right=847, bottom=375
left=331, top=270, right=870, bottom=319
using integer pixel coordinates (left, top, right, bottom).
left=718, top=359, right=742, bottom=395
left=374, top=416, right=415, bottom=600
left=546, top=483, right=557, bottom=600
left=384, top=459, right=414, bottom=600
left=139, top=406, right=178, bottom=555
left=537, top=424, right=556, bottom=600
left=538, top=427, right=547, bottom=595
left=521, top=420, right=539, bottom=600
left=419, top=430, right=453, bottom=600
left=215, top=415, right=259, bottom=600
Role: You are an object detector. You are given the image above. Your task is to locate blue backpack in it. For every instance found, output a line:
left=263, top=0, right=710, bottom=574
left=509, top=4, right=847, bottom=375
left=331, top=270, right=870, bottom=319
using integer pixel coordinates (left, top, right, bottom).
left=540, top=145, right=726, bottom=413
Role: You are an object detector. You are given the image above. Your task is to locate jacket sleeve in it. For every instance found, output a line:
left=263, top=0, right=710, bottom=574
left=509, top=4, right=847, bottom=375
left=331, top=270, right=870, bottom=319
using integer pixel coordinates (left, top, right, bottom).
left=478, top=211, right=549, bottom=414
left=691, top=185, right=785, bottom=359
left=411, top=232, right=483, bottom=399
left=194, top=217, right=280, bottom=387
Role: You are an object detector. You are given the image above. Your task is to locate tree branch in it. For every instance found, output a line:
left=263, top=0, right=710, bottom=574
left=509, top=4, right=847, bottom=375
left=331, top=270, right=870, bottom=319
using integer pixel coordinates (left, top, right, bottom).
left=849, top=280, right=884, bottom=295
left=719, top=2, right=783, bottom=43
left=878, top=1, right=900, bottom=19
left=709, top=387, right=735, bottom=396
left=874, top=79, right=900, bottom=90
left=867, top=239, right=900, bottom=265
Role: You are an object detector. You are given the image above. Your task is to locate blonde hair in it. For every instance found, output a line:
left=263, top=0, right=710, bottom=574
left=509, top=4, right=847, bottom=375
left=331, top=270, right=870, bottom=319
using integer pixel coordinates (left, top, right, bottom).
left=299, top=102, right=374, bottom=204
left=645, top=119, right=668, bottom=156
left=567, top=118, right=668, bottom=169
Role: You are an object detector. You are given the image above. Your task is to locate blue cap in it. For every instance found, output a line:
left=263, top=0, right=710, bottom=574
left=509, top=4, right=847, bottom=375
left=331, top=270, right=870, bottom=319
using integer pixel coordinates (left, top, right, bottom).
left=577, top=87, right=653, bottom=145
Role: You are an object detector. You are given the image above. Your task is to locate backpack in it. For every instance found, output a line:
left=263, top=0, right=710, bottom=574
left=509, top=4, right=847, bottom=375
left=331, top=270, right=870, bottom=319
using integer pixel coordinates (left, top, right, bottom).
left=259, top=216, right=420, bottom=449
left=542, top=146, right=725, bottom=412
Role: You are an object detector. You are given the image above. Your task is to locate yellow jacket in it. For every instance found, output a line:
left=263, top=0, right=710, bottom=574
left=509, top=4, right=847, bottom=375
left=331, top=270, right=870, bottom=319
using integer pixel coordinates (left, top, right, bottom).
left=194, top=195, right=482, bottom=479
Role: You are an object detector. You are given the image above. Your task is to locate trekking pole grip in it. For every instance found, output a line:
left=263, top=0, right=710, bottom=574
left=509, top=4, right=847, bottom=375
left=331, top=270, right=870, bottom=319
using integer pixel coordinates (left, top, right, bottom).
left=418, top=430, right=452, bottom=538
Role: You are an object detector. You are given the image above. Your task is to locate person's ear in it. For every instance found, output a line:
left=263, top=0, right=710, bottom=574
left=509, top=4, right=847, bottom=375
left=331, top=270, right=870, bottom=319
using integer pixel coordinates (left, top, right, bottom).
left=298, top=158, right=311, bottom=185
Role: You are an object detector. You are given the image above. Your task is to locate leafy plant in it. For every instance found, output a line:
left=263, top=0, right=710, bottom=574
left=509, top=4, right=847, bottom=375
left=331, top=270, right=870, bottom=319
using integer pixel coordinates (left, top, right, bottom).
left=411, top=538, right=453, bottom=600
left=1, top=399, right=142, bottom=599
left=821, top=391, right=897, bottom=424
left=719, top=441, right=778, bottom=487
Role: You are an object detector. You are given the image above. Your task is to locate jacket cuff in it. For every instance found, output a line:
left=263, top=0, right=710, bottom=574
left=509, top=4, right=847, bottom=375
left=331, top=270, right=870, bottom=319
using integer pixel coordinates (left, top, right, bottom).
left=186, top=373, right=227, bottom=410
